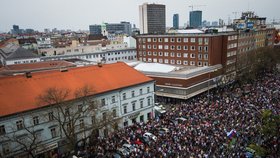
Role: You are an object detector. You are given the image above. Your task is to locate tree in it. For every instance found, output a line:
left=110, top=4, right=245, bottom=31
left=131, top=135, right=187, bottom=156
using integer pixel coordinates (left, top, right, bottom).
left=1, top=117, right=45, bottom=158
left=37, top=85, right=120, bottom=155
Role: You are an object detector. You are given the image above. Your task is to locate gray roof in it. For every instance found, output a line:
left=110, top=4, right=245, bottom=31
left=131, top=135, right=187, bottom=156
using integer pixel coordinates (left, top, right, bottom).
left=0, top=47, right=39, bottom=60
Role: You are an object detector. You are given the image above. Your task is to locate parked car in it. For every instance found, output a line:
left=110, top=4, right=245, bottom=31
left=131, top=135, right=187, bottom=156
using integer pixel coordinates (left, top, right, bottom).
left=122, top=144, right=135, bottom=153
left=143, top=132, right=157, bottom=141
left=116, top=148, right=129, bottom=157
left=176, top=117, right=187, bottom=124
left=158, top=127, right=170, bottom=135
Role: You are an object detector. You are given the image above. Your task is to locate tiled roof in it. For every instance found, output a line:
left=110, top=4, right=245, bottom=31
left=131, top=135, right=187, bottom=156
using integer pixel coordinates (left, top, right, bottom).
left=0, top=62, right=153, bottom=117
left=6, top=47, right=39, bottom=60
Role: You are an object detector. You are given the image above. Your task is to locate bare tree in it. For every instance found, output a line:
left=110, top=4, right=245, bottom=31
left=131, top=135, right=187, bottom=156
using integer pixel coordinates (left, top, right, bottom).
left=37, top=85, right=121, bottom=154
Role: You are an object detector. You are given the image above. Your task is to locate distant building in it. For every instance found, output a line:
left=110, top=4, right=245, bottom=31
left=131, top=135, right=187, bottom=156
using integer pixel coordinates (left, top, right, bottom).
left=233, top=11, right=266, bottom=30
left=12, top=25, right=20, bottom=35
left=212, top=21, right=218, bottom=27
left=173, top=14, right=179, bottom=29
left=89, top=25, right=102, bottom=35
left=139, top=3, right=166, bottom=34
left=105, top=22, right=132, bottom=35
left=189, top=11, right=202, bottom=28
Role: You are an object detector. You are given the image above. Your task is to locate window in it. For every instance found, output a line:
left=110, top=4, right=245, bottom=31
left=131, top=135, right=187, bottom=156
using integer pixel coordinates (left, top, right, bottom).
left=171, top=52, right=175, bottom=57
left=164, top=45, right=169, bottom=50
left=190, top=61, right=195, bottom=66
left=123, top=105, right=127, bottom=114
left=177, top=60, right=182, bottom=64
left=177, top=45, right=181, bottom=50
left=147, top=45, right=151, bottom=49
left=2, top=143, right=10, bottom=154
left=204, top=46, right=208, bottom=52
left=153, top=38, right=157, bottom=42
left=171, top=38, right=175, bottom=42
left=191, top=38, right=196, bottom=42
left=112, top=96, right=116, bottom=103
left=131, top=91, right=135, bottom=97
left=204, top=54, right=208, bottom=60
left=191, top=46, right=195, bottom=50
left=123, top=121, right=128, bottom=127
left=33, top=116, right=39, bottom=125
left=153, top=45, right=157, bottom=49
left=164, top=59, right=169, bottom=64
left=153, top=52, right=157, bottom=56
left=50, top=128, right=57, bottom=138
left=16, top=120, right=24, bottom=130
left=101, top=98, right=106, bottom=106
left=159, top=59, right=163, bottom=63
left=164, top=38, right=169, bottom=42
left=198, top=61, right=202, bottom=66
left=183, top=53, right=188, bottom=58
left=132, top=102, right=136, bottom=111
left=158, top=45, right=162, bottom=49
left=113, top=109, right=117, bottom=117
left=147, top=38, right=151, bottom=42
left=171, top=45, right=175, bottom=50
left=140, top=100, right=144, bottom=108
left=159, top=52, right=163, bottom=56
left=65, top=108, right=70, bottom=116
left=170, top=59, right=175, bottom=64
left=183, top=61, right=188, bottom=65
left=177, top=53, right=181, bottom=57
left=79, top=119, right=84, bottom=129
left=139, top=89, right=143, bottom=95
left=183, top=46, right=188, bottom=50
left=190, top=53, right=195, bottom=58
left=164, top=52, right=169, bottom=56
left=198, top=46, right=203, bottom=52
left=92, top=116, right=96, bottom=124
left=148, top=51, right=151, bottom=56
left=183, top=38, right=188, bottom=42
left=198, top=54, right=202, bottom=60
left=158, top=38, right=162, bottom=42
left=0, top=125, right=6, bottom=135
left=177, top=38, right=181, bottom=42
left=49, top=112, right=54, bottom=121
left=122, top=93, right=126, bottom=100
left=147, top=87, right=150, bottom=93
left=203, top=62, right=208, bottom=66
left=198, top=38, right=203, bottom=45
left=147, top=98, right=151, bottom=106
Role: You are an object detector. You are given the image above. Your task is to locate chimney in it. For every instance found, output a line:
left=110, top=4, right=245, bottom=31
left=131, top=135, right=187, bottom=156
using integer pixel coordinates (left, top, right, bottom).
left=25, top=72, right=32, bottom=78
left=60, top=68, right=68, bottom=72
left=97, top=62, right=102, bottom=67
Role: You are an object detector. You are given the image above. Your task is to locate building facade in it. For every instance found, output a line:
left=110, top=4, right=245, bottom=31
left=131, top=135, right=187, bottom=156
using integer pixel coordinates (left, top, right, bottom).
left=139, top=3, right=166, bottom=34
left=173, top=14, right=179, bottom=29
left=189, top=11, right=202, bottom=28
left=89, top=25, right=102, bottom=35
left=0, top=62, right=155, bottom=157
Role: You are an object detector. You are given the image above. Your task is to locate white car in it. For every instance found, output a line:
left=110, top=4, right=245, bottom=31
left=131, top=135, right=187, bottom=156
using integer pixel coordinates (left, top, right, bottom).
left=122, top=144, right=135, bottom=153
left=143, top=132, right=157, bottom=141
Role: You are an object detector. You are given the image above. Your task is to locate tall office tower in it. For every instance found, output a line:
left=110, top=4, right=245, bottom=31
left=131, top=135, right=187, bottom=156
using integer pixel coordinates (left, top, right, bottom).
left=12, top=25, right=20, bottom=34
left=189, top=10, right=202, bottom=28
left=173, top=14, right=179, bottom=29
left=139, top=3, right=166, bottom=34
left=89, top=25, right=102, bottom=35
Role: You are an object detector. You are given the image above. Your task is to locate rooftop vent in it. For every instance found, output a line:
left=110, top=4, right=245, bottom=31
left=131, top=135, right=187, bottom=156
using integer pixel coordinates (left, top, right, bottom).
left=25, top=72, right=32, bottom=78
left=60, top=68, right=68, bottom=72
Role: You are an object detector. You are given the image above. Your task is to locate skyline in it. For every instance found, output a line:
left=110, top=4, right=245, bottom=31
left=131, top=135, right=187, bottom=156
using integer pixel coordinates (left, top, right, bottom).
left=0, top=0, right=279, bottom=32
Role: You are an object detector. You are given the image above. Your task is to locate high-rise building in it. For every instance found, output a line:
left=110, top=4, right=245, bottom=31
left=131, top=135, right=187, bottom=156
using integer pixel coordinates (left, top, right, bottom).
left=89, top=25, right=102, bottom=35
left=12, top=25, right=20, bottom=34
left=189, top=11, right=202, bottom=28
left=139, top=3, right=166, bottom=34
left=173, top=14, right=179, bottom=29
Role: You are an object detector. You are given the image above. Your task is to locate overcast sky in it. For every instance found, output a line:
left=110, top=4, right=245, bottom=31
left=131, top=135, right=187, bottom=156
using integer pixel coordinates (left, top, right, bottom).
left=0, top=0, right=279, bottom=32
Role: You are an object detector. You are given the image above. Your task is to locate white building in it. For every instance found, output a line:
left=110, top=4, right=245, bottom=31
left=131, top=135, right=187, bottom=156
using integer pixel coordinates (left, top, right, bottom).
left=0, top=62, right=155, bottom=157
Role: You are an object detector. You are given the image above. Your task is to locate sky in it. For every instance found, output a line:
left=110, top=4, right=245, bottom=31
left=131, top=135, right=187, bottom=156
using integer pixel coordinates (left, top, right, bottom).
left=0, top=0, right=279, bottom=32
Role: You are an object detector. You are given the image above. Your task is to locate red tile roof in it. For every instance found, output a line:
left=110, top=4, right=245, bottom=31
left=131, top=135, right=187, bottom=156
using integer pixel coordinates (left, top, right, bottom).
left=0, top=62, right=153, bottom=117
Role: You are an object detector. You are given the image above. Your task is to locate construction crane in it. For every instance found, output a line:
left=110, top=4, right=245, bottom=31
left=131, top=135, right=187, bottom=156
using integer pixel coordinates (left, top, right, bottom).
left=189, top=5, right=206, bottom=11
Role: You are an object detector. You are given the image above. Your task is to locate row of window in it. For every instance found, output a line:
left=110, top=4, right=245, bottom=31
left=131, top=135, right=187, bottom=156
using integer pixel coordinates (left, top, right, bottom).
left=14, top=60, right=38, bottom=64
left=140, top=45, right=208, bottom=52
left=123, top=97, right=151, bottom=114
left=228, top=35, right=238, bottom=41
left=122, top=87, right=150, bottom=100
left=139, top=37, right=209, bottom=44
left=139, top=52, right=209, bottom=59
left=107, top=56, right=135, bottom=61
left=227, top=51, right=237, bottom=57
left=139, top=58, right=209, bottom=66
left=107, top=51, right=134, bottom=56
left=227, top=43, right=237, bottom=49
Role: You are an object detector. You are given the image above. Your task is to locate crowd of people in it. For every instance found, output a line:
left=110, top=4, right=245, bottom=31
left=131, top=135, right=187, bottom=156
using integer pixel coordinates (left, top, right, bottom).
left=76, top=70, right=280, bottom=157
